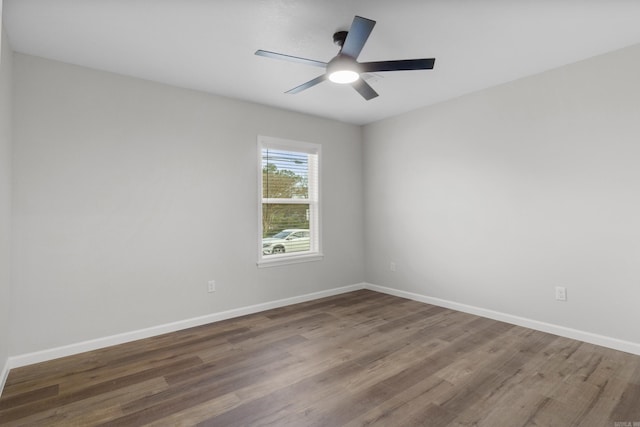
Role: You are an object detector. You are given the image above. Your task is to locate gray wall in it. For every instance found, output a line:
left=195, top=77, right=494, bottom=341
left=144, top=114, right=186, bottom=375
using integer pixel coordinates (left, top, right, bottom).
left=0, top=11, right=14, bottom=373
left=10, top=54, right=364, bottom=355
left=363, top=43, right=640, bottom=344
left=7, top=36, right=640, bottom=360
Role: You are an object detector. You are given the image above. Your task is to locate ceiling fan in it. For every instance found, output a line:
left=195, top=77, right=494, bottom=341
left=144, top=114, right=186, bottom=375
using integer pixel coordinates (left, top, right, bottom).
left=255, top=15, right=436, bottom=100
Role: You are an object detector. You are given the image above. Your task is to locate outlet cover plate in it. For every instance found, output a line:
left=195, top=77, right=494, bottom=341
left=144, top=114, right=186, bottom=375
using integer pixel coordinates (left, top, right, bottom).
left=555, top=286, right=567, bottom=301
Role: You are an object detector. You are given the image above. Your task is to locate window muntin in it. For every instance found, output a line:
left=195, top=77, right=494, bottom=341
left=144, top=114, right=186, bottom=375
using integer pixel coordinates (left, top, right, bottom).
left=258, top=136, right=322, bottom=266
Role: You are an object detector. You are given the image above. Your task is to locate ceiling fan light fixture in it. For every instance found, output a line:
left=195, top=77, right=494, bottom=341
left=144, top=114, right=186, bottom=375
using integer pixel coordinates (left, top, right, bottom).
left=327, top=55, right=360, bottom=84
left=328, top=69, right=360, bottom=84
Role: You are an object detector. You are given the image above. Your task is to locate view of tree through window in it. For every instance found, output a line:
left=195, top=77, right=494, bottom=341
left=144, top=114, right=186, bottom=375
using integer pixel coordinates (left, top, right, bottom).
left=262, top=152, right=309, bottom=237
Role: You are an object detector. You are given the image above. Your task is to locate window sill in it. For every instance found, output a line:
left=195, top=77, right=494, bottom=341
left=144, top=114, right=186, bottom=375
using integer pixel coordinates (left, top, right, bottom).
left=257, top=253, right=324, bottom=268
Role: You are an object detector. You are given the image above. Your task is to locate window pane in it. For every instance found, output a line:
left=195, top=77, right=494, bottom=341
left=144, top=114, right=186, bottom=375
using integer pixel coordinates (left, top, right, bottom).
left=262, top=203, right=311, bottom=256
left=262, top=203, right=310, bottom=237
left=262, top=149, right=309, bottom=199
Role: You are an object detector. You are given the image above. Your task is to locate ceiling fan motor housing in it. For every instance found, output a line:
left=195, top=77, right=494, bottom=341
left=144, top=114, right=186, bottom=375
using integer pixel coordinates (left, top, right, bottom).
left=333, top=31, right=348, bottom=48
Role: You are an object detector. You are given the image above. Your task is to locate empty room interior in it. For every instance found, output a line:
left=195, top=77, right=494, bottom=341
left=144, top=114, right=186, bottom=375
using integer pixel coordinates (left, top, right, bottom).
left=1, top=1, right=640, bottom=425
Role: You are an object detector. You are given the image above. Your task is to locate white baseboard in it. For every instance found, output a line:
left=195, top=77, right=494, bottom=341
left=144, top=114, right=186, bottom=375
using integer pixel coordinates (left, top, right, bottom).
left=6, top=283, right=366, bottom=370
left=0, top=359, right=9, bottom=397
left=364, top=283, right=640, bottom=356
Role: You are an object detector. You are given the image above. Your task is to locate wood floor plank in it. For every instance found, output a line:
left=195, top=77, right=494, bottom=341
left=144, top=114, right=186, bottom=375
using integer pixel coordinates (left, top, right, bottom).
left=609, top=363, right=640, bottom=422
left=0, top=356, right=201, bottom=423
left=1, top=377, right=167, bottom=427
left=343, top=375, right=456, bottom=427
left=0, top=384, right=59, bottom=411
left=2, top=290, right=640, bottom=426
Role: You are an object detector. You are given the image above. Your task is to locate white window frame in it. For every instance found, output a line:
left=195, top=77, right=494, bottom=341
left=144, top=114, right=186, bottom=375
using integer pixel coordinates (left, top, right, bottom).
left=257, top=136, right=323, bottom=267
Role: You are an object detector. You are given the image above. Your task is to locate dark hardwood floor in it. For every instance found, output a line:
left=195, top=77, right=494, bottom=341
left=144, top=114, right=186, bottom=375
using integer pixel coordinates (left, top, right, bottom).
left=1, top=290, right=639, bottom=426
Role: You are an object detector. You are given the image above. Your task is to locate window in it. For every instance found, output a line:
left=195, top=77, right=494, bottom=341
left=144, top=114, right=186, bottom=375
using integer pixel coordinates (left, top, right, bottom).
left=258, top=136, right=322, bottom=266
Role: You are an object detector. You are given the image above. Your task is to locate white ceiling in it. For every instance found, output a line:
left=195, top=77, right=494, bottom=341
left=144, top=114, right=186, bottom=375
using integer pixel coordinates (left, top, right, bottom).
left=4, top=0, right=640, bottom=125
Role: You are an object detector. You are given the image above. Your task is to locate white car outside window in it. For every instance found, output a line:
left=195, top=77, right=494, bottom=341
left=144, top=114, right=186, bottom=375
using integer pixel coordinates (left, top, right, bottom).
left=262, top=229, right=311, bottom=255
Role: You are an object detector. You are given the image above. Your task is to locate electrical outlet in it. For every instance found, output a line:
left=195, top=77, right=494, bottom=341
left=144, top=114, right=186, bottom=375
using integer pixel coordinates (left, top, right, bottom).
left=555, top=286, right=567, bottom=301
left=390, top=262, right=397, bottom=272
left=208, top=280, right=216, bottom=293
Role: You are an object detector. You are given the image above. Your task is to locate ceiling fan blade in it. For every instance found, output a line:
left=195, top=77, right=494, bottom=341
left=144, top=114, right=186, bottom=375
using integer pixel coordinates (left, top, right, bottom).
left=286, top=74, right=327, bottom=94
left=255, top=50, right=327, bottom=68
left=352, top=79, right=379, bottom=100
left=341, top=16, right=376, bottom=59
left=360, top=58, right=436, bottom=73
